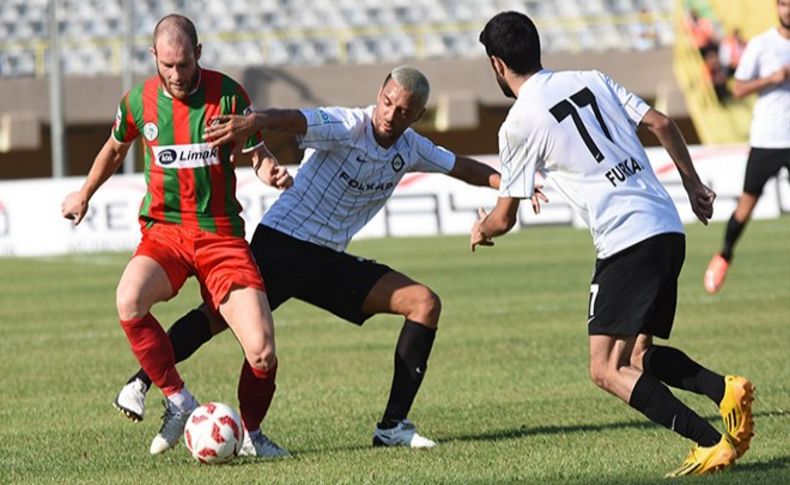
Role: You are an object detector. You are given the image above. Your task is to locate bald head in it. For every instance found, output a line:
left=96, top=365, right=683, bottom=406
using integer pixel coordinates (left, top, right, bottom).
left=150, top=14, right=201, bottom=99
left=153, top=14, right=199, bottom=51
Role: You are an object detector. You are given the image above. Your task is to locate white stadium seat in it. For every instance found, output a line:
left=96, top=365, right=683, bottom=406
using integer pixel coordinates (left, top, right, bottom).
left=0, top=0, right=674, bottom=77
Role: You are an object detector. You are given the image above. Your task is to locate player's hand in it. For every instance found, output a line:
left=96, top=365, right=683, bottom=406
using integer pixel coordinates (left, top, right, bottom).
left=61, top=191, right=89, bottom=225
left=470, top=207, right=494, bottom=252
left=269, top=165, right=293, bottom=190
left=204, top=114, right=256, bottom=148
left=770, top=65, right=790, bottom=85
left=530, top=185, right=549, bottom=215
left=685, top=181, right=715, bottom=225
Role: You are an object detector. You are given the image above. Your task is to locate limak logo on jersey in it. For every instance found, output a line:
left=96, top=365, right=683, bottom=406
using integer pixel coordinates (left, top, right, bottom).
left=152, top=143, right=221, bottom=169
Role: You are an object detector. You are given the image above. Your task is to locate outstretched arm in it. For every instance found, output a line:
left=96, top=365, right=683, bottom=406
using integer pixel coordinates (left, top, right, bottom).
left=448, top=156, right=501, bottom=189
left=61, top=136, right=130, bottom=225
left=451, top=155, right=548, bottom=213
left=204, top=109, right=308, bottom=148
left=470, top=197, right=521, bottom=251
left=641, top=108, right=715, bottom=225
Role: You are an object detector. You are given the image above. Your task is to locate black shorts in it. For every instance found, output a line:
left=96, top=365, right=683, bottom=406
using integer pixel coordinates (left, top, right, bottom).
left=743, top=147, right=790, bottom=196
left=587, top=233, right=685, bottom=339
left=249, top=224, right=393, bottom=325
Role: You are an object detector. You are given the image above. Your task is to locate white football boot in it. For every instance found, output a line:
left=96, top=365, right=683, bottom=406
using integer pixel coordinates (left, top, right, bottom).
left=149, top=397, right=199, bottom=455
left=113, top=378, right=149, bottom=422
left=372, top=419, right=436, bottom=448
left=239, top=430, right=290, bottom=458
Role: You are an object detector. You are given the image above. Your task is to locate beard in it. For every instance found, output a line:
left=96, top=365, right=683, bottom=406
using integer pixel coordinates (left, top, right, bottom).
left=781, top=16, right=790, bottom=30
left=157, top=66, right=199, bottom=99
left=496, top=73, right=516, bottom=99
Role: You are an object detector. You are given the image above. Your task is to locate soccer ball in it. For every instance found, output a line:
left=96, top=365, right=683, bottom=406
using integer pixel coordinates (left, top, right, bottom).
left=184, top=402, right=243, bottom=464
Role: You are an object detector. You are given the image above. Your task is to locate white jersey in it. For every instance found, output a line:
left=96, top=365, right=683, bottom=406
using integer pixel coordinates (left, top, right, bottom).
left=734, top=28, right=790, bottom=148
left=498, top=69, right=683, bottom=258
left=262, top=106, right=456, bottom=251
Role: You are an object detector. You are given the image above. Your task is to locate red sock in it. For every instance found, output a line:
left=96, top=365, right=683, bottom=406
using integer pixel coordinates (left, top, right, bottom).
left=120, top=313, right=183, bottom=396
left=237, top=359, right=277, bottom=432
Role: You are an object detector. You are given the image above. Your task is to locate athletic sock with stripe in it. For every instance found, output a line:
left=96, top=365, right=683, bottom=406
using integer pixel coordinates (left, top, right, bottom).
left=629, top=373, right=721, bottom=447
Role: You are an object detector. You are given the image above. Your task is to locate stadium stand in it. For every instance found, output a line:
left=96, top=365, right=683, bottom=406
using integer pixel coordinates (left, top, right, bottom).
left=0, top=0, right=674, bottom=77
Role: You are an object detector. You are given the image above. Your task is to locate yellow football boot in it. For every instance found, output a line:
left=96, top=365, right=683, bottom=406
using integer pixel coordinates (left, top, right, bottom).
left=719, top=375, right=755, bottom=458
left=665, top=434, right=736, bottom=478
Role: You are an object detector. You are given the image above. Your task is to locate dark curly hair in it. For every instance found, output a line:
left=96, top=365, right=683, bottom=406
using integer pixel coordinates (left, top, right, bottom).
left=479, top=11, right=542, bottom=75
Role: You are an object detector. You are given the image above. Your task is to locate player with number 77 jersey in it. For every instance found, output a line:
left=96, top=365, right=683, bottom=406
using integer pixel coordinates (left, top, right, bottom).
left=491, top=69, right=690, bottom=258
left=473, top=11, right=753, bottom=478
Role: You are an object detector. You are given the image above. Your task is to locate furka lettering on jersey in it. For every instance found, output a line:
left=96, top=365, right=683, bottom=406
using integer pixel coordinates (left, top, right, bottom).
left=604, top=157, right=645, bottom=187
left=152, top=143, right=221, bottom=169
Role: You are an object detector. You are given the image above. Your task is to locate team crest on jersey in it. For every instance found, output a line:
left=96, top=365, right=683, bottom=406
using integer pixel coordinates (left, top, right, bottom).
left=143, top=122, right=159, bottom=141
left=391, top=154, right=404, bottom=172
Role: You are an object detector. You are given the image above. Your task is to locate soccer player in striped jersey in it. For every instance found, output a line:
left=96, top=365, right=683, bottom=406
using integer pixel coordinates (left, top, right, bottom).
left=62, top=15, right=292, bottom=458
left=113, top=66, right=502, bottom=449
left=471, top=12, right=754, bottom=477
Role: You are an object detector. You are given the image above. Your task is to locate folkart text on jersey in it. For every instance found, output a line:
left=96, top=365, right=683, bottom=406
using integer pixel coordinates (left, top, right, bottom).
left=339, top=170, right=395, bottom=192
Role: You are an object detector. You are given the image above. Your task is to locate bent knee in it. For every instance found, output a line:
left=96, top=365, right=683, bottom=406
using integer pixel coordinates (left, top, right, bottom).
left=589, top=365, right=614, bottom=391
left=406, top=286, right=441, bottom=326
left=116, top=286, right=147, bottom=321
left=246, top=347, right=277, bottom=372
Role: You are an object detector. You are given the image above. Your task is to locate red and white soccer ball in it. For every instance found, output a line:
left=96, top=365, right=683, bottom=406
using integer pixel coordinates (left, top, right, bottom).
left=184, top=402, right=243, bottom=464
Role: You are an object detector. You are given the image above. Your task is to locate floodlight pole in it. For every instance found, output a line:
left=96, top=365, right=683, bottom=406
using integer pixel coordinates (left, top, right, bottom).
left=121, top=0, right=136, bottom=174
left=48, top=0, right=68, bottom=178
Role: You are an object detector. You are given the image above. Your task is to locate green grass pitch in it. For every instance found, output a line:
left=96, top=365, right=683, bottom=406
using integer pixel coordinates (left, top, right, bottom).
left=1, top=217, right=788, bottom=484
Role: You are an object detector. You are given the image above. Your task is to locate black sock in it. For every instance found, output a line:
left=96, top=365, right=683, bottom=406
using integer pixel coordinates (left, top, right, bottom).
left=629, top=373, right=721, bottom=447
left=127, top=309, right=213, bottom=389
left=721, top=214, right=746, bottom=262
left=642, top=345, right=725, bottom=404
left=380, top=320, right=436, bottom=428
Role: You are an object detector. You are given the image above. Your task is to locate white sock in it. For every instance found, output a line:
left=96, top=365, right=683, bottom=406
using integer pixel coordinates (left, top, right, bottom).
left=166, top=388, right=195, bottom=411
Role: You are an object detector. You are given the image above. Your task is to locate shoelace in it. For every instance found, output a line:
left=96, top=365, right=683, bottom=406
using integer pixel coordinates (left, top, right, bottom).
left=399, top=421, right=415, bottom=431
left=158, top=402, right=188, bottom=437
left=250, top=433, right=285, bottom=454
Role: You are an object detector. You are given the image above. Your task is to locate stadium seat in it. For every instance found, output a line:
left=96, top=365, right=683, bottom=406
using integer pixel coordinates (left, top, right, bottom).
left=0, top=0, right=675, bottom=77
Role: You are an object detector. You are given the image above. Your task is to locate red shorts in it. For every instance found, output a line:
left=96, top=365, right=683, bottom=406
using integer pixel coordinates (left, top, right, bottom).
left=133, top=223, right=265, bottom=310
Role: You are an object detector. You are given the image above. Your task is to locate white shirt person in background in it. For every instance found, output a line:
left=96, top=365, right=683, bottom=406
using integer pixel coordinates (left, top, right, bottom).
left=704, top=0, right=790, bottom=294
left=471, top=11, right=753, bottom=478
left=113, top=66, right=501, bottom=449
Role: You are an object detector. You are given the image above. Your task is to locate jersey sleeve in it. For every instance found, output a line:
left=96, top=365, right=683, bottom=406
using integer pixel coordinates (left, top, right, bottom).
left=111, top=92, right=139, bottom=144
left=297, top=107, right=360, bottom=150
left=409, top=133, right=456, bottom=174
left=497, top=123, right=546, bottom=199
left=595, top=71, right=651, bottom=128
left=231, top=85, right=265, bottom=153
left=733, top=39, right=760, bottom=81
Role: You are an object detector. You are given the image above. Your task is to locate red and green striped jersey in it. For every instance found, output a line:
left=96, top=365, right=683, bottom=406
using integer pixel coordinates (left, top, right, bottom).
left=111, top=69, right=264, bottom=237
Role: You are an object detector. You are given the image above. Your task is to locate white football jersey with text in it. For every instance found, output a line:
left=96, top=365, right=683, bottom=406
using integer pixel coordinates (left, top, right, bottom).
left=262, top=106, right=456, bottom=251
left=498, top=69, right=683, bottom=258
